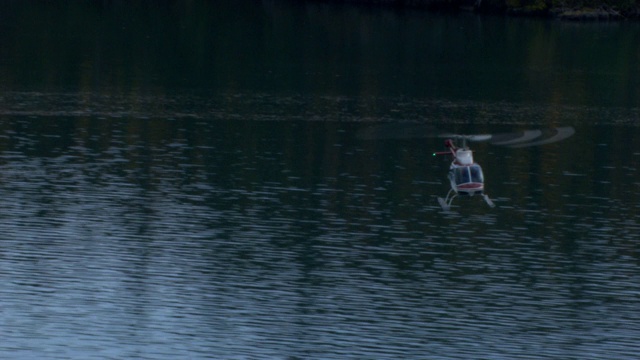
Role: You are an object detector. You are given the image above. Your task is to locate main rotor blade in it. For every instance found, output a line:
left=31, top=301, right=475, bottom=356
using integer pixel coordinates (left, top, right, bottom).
left=490, top=130, right=543, bottom=146
left=438, top=134, right=492, bottom=142
left=506, top=127, right=575, bottom=148
left=357, top=124, right=575, bottom=147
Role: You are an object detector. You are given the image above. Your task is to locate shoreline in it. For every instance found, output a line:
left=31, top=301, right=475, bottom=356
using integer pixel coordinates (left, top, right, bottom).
left=312, top=0, right=640, bottom=20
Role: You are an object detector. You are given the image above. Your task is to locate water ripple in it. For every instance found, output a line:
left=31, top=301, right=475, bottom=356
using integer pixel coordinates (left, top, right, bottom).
left=1, top=116, right=639, bottom=359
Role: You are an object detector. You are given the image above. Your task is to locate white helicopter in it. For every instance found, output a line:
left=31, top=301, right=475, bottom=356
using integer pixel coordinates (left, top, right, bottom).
left=433, top=127, right=575, bottom=211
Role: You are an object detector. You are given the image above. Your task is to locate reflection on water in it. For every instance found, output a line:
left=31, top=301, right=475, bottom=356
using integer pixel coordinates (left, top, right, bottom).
left=2, top=0, right=640, bottom=107
left=1, top=100, right=640, bottom=358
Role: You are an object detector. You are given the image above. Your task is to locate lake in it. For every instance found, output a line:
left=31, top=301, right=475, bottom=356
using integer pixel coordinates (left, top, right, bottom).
left=1, top=1, right=640, bottom=359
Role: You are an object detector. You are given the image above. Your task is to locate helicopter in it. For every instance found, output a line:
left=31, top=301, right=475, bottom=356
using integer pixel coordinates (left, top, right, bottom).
left=433, top=127, right=575, bottom=211
left=433, top=134, right=494, bottom=210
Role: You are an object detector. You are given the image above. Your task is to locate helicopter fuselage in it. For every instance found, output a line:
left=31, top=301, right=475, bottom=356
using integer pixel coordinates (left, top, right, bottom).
left=448, top=162, right=485, bottom=196
left=446, top=148, right=485, bottom=194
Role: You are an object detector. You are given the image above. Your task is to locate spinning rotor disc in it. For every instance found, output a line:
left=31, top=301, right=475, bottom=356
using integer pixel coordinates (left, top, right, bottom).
left=358, top=124, right=575, bottom=148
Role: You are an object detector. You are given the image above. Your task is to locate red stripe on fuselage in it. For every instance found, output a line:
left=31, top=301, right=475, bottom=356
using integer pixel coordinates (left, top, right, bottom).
left=458, top=183, right=483, bottom=190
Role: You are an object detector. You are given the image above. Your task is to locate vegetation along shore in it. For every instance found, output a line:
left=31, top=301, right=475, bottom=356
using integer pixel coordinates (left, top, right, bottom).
left=315, top=0, right=640, bottom=20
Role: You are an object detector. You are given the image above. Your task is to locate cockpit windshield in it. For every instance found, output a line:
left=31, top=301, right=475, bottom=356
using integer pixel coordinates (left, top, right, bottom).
left=454, top=165, right=484, bottom=185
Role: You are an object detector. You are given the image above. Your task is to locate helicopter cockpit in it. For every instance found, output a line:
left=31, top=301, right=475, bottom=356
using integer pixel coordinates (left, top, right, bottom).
left=452, top=164, right=484, bottom=187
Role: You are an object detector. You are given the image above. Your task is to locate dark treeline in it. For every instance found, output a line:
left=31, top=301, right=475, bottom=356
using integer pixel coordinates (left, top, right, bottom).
left=314, top=0, right=640, bottom=19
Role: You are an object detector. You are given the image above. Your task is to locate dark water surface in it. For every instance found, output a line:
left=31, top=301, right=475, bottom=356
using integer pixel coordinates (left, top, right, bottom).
left=1, top=1, right=640, bottom=359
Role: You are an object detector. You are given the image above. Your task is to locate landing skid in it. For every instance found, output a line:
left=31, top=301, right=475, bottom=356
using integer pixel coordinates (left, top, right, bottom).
left=437, top=189, right=456, bottom=211
left=437, top=190, right=495, bottom=211
left=483, top=194, right=495, bottom=208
